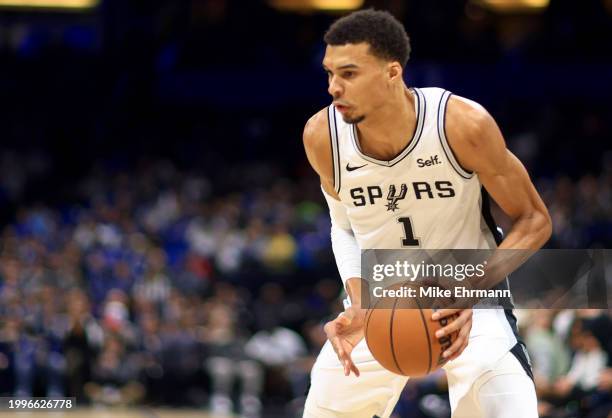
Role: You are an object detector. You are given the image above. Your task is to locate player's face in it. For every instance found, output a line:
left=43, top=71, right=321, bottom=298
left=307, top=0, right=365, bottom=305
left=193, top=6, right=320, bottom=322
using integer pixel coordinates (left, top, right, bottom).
left=322, top=43, right=393, bottom=124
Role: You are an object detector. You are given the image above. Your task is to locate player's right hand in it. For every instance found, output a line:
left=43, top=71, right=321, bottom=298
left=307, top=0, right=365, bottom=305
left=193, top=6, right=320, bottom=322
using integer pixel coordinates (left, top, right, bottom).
left=323, top=306, right=365, bottom=377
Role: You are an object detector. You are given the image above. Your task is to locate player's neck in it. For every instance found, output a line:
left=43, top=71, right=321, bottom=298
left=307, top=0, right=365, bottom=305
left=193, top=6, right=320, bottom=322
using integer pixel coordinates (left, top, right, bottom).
left=355, top=87, right=417, bottom=161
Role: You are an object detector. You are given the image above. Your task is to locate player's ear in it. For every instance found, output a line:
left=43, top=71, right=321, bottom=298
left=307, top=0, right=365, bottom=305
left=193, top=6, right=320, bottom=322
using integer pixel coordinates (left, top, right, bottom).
left=387, top=62, right=403, bottom=82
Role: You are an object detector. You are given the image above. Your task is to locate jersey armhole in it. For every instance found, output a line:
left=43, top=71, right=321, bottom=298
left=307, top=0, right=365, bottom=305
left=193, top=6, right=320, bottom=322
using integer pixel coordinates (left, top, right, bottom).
left=327, top=105, right=341, bottom=194
left=437, top=91, right=475, bottom=179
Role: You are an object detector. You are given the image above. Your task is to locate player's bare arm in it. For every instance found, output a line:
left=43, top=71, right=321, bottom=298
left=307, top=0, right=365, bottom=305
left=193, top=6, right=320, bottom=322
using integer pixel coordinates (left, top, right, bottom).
left=431, top=97, right=552, bottom=360
left=303, top=108, right=364, bottom=376
left=444, top=95, right=553, bottom=295
left=303, top=108, right=337, bottom=199
left=428, top=96, right=553, bottom=361
left=446, top=95, right=552, bottom=250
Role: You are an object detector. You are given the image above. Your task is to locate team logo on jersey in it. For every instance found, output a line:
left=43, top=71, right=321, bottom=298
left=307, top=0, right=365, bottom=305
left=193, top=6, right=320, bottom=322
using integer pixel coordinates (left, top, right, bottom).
left=385, top=184, right=407, bottom=212
left=349, top=181, right=455, bottom=208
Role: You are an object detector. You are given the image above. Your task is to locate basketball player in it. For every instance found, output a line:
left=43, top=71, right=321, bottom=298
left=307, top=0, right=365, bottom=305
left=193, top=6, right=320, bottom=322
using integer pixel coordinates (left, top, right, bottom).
left=302, top=9, right=552, bottom=418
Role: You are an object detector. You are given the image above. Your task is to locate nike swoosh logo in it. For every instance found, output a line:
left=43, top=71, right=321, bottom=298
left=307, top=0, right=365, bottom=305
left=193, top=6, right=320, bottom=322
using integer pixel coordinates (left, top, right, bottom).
left=346, top=163, right=368, bottom=172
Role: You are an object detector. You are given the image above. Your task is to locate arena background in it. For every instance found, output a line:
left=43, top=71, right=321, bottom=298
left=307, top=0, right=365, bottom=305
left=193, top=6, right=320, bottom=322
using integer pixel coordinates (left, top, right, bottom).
left=0, top=0, right=610, bottom=417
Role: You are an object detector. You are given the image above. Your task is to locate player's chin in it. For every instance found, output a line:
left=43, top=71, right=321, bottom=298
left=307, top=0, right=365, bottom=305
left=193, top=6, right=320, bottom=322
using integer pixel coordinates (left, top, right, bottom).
left=342, top=113, right=365, bottom=124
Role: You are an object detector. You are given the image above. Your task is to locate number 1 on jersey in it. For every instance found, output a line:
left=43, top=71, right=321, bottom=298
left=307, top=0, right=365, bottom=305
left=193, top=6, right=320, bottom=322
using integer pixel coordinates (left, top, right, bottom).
left=398, top=217, right=420, bottom=247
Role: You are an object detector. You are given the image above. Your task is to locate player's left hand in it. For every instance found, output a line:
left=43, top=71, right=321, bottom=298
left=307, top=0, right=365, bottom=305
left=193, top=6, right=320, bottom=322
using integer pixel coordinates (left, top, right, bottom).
left=431, top=308, right=472, bottom=361
left=323, top=306, right=365, bottom=377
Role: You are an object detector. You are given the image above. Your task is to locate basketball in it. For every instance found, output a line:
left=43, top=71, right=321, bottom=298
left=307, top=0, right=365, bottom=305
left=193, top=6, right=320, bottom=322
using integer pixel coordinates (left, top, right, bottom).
left=365, top=284, right=459, bottom=377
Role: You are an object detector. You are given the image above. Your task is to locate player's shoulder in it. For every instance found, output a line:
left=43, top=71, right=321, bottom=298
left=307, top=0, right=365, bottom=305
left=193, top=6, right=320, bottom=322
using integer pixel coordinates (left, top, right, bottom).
left=303, top=107, right=330, bottom=152
left=442, top=93, right=507, bottom=173
left=302, top=107, right=333, bottom=179
left=445, top=93, right=498, bottom=147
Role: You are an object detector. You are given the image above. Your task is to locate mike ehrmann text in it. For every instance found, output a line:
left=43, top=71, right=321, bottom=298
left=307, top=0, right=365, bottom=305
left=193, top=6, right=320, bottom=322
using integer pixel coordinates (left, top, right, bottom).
left=372, top=285, right=511, bottom=299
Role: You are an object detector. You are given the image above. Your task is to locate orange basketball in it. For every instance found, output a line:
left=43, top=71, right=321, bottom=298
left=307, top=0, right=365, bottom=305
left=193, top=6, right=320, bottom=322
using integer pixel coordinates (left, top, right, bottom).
left=364, top=284, right=459, bottom=377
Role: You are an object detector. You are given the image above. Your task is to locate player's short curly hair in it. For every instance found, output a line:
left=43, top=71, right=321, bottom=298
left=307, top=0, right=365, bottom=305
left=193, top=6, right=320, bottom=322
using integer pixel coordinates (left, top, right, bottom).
left=324, top=9, right=411, bottom=68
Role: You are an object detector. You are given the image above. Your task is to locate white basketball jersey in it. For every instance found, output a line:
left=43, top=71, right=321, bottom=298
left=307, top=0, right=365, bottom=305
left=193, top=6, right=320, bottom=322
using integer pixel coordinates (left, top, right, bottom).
left=327, top=87, right=520, bottom=353
left=328, top=87, right=497, bottom=251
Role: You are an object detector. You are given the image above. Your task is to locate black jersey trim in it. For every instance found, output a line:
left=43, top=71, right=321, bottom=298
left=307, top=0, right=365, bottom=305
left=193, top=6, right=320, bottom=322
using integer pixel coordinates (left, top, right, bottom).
left=437, top=91, right=474, bottom=180
left=349, top=88, right=426, bottom=167
left=480, top=188, right=523, bottom=347
left=480, top=187, right=513, bottom=300
left=480, top=187, right=503, bottom=245
left=327, top=106, right=341, bottom=194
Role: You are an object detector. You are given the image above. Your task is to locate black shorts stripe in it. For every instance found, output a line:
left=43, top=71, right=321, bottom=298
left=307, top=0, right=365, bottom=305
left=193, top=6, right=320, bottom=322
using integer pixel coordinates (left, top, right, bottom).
left=510, top=342, right=535, bottom=382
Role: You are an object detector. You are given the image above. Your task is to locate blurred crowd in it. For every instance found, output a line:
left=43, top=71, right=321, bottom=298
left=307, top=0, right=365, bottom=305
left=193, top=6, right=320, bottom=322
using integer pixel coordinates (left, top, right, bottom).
left=0, top=156, right=610, bottom=417
left=0, top=159, right=345, bottom=416
left=539, top=172, right=612, bottom=249
left=522, top=309, right=611, bottom=418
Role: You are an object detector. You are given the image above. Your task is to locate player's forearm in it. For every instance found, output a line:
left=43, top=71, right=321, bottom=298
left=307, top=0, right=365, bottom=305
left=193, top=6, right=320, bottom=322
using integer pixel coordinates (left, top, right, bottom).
left=345, top=277, right=365, bottom=308
left=498, top=208, right=552, bottom=251
left=474, top=208, right=551, bottom=293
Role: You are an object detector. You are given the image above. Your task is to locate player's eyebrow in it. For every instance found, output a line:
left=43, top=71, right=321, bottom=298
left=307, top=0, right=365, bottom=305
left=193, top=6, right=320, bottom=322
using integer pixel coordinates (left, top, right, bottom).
left=322, top=63, right=359, bottom=72
left=337, top=64, right=359, bottom=70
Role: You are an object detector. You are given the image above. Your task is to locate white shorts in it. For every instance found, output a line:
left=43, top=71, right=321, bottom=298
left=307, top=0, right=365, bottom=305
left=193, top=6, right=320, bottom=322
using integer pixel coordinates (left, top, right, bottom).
left=451, top=349, right=537, bottom=418
left=304, top=311, right=537, bottom=418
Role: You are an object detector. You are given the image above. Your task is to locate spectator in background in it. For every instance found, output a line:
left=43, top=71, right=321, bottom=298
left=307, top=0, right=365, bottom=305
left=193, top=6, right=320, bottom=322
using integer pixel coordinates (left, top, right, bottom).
left=133, top=248, right=172, bottom=309
left=174, top=251, right=211, bottom=296
left=252, top=282, right=292, bottom=329
left=11, top=317, right=38, bottom=398
left=262, top=223, right=297, bottom=273
left=548, top=317, right=609, bottom=417
left=84, top=334, right=144, bottom=406
left=202, top=303, right=263, bottom=417
left=100, top=289, right=138, bottom=350
left=288, top=320, right=328, bottom=415
left=588, top=367, right=612, bottom=418
left=159, top=292, right=205, bottom=406
left=63, top=289, right=104, bottom=401
left=245, top=304, right=307, bottom=403
left=38, top=285, right=67, bottom=398
left=525, top=310, right=570, bottom=399
left=243, top=218, right=269, bottom=269
left=134, top=312, right=164, bottom=404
